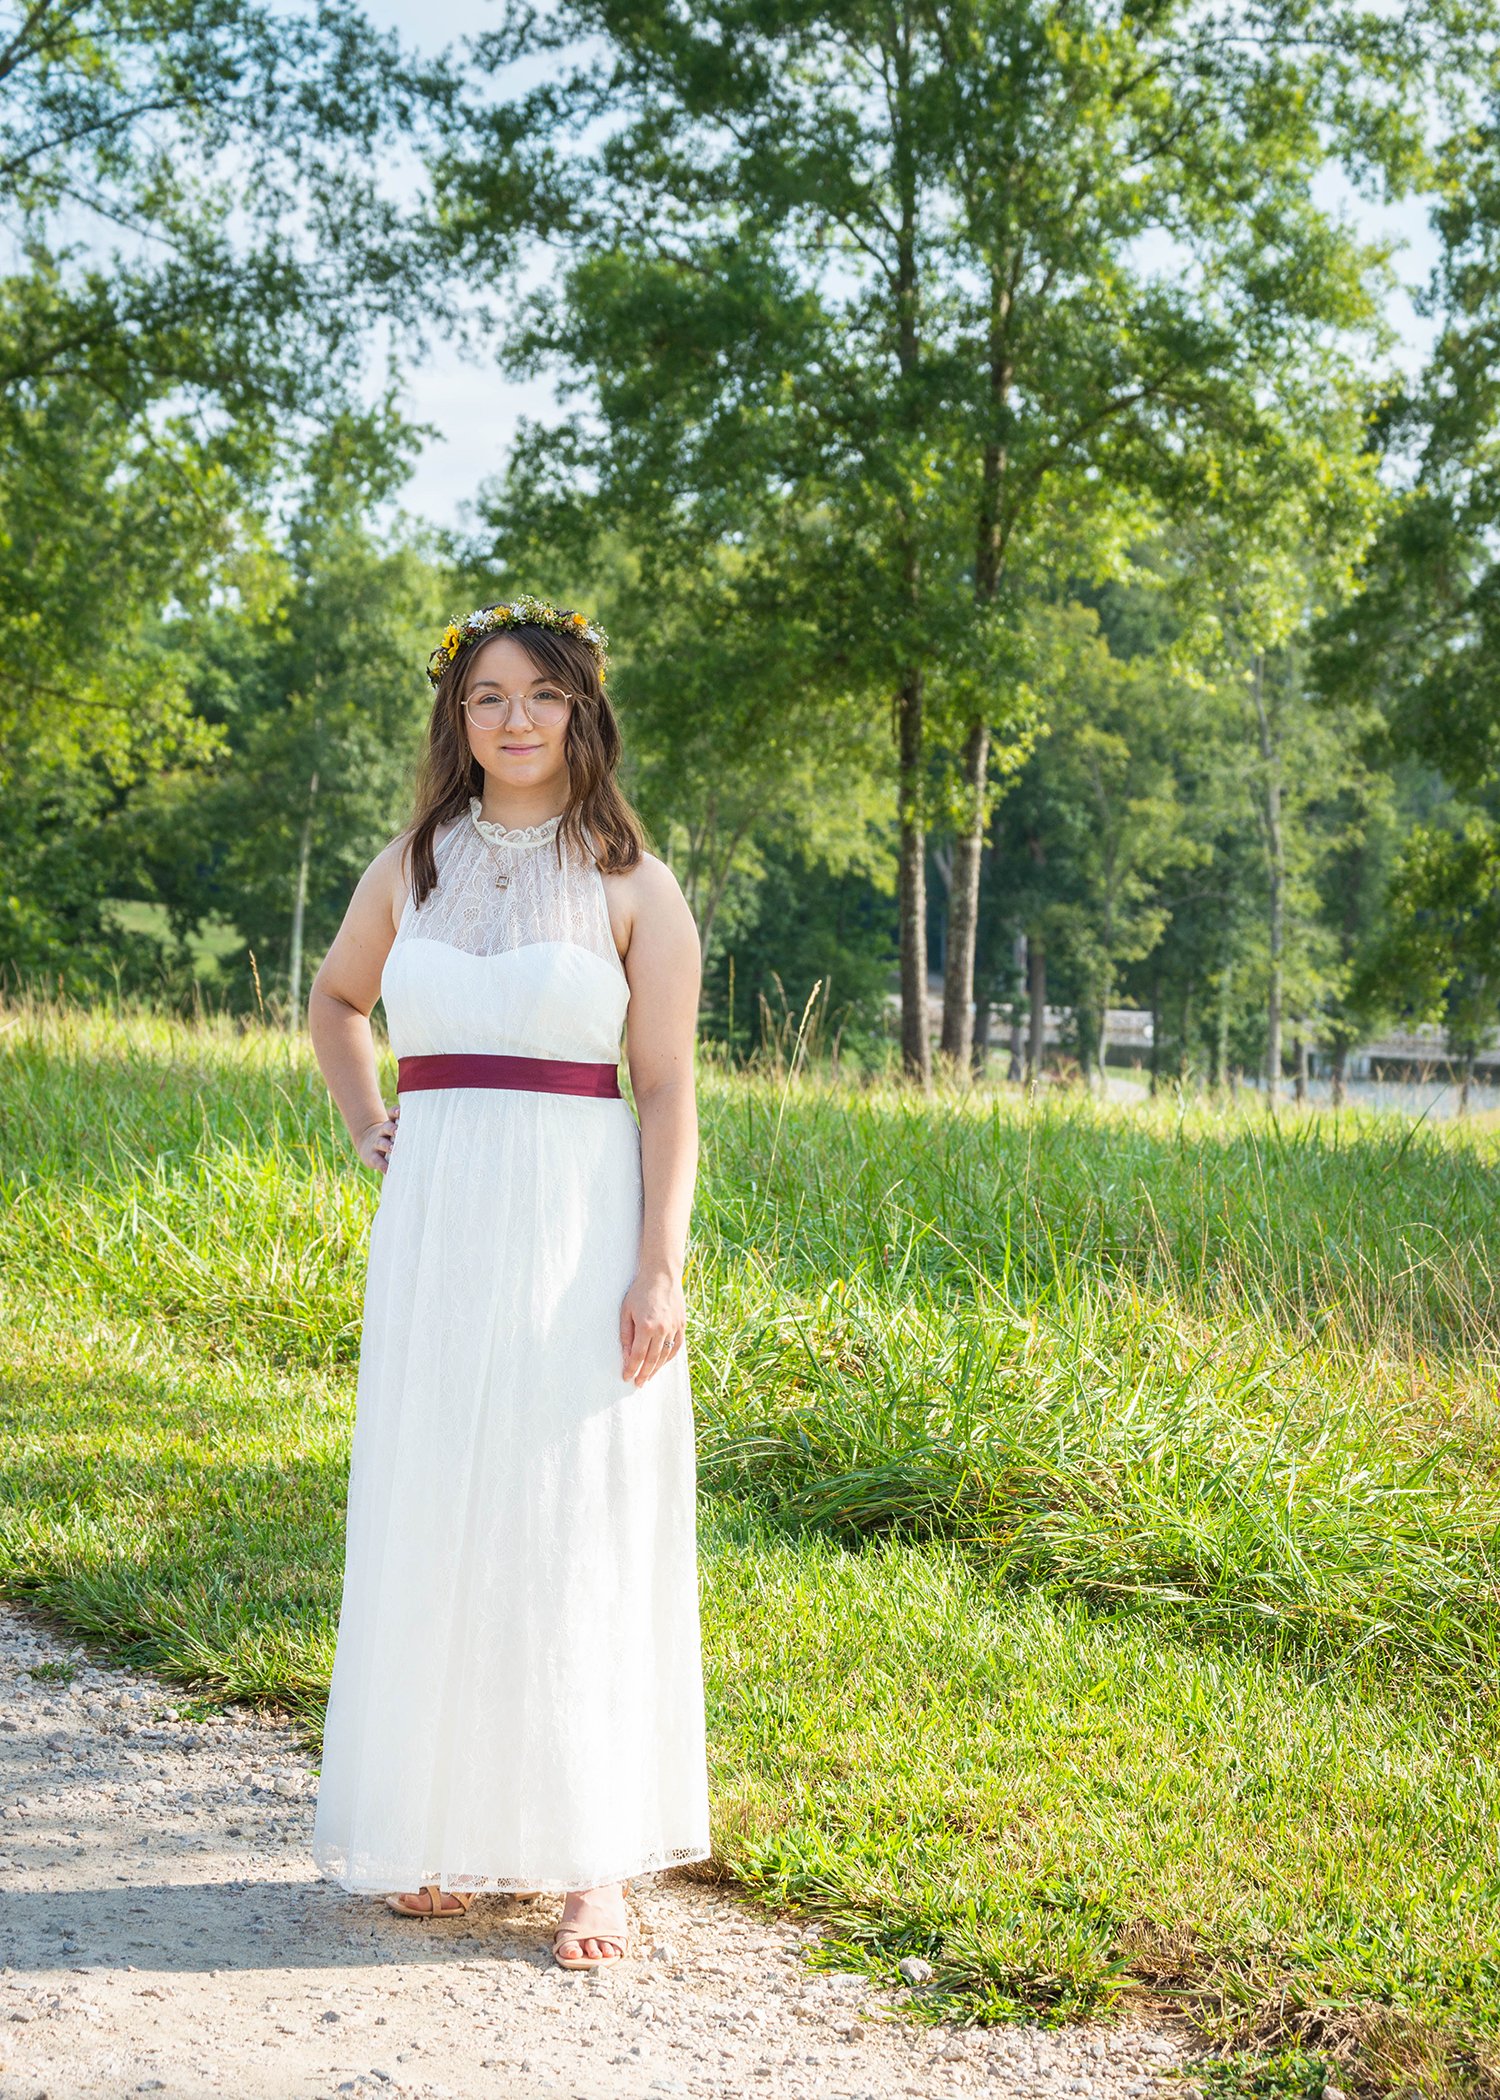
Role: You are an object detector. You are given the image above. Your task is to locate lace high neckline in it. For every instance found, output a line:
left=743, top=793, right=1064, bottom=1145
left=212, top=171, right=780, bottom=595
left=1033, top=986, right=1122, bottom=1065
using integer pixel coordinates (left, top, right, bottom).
left=468, top=796, right=564, bottom=848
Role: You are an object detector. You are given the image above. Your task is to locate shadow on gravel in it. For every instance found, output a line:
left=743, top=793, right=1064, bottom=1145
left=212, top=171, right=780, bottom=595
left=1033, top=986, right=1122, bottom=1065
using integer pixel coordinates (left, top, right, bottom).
left=0, top=1878, right=567, bottom=1975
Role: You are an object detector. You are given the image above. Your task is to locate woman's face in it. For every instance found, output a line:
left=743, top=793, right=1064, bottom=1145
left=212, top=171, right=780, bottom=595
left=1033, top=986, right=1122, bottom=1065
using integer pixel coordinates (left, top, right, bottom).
left=461, top=632, right=573, bottom=793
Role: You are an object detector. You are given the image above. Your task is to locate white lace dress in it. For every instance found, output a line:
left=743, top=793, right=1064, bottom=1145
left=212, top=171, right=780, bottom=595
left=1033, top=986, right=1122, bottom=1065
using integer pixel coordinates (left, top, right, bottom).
left=311, top=800, right=711, bottom=1895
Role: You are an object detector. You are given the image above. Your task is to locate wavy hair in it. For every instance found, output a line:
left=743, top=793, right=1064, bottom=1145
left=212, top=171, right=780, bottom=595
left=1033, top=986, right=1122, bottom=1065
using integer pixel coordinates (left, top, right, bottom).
left=401, top=622, right=646, bottom=910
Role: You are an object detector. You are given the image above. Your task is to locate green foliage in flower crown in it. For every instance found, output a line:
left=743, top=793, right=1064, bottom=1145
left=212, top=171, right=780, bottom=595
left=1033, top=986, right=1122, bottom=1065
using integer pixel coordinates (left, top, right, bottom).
left=425, top=595, right=610, bottom=688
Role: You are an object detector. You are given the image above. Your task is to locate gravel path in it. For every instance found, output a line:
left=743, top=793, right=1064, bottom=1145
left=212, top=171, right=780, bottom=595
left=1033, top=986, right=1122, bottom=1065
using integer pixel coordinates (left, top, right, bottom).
left=0, top=1604, right=1202, bottom=2100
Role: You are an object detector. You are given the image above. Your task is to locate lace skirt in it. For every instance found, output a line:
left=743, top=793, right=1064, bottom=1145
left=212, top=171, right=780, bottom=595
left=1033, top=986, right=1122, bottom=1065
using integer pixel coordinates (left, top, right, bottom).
left=310, top=1075, right=711, bottom=1894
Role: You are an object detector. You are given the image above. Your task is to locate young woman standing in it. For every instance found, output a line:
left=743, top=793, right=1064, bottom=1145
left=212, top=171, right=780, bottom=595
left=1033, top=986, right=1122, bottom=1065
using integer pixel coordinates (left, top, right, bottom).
left=306, top=598, right=709, bottom=1970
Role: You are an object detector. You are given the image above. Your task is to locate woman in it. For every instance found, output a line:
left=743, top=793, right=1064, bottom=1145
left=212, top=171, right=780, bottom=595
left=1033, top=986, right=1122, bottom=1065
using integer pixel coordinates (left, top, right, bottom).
left=306, top=596, right=710, bottom=1971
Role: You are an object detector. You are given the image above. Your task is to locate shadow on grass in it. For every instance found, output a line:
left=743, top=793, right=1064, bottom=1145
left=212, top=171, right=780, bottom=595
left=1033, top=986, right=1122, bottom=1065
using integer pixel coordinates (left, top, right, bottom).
left=0, top=1355, right=345, bottom=1716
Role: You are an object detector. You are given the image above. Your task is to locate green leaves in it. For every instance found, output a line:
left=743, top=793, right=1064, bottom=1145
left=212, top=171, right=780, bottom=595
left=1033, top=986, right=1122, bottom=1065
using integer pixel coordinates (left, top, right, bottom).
left=0, top=0, right=447, bottom=989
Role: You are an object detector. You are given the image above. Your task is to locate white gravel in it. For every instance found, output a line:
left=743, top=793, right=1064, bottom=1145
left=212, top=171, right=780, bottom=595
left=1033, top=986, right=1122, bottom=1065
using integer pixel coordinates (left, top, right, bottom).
left=0, top=1604, right=1202, bottom=2100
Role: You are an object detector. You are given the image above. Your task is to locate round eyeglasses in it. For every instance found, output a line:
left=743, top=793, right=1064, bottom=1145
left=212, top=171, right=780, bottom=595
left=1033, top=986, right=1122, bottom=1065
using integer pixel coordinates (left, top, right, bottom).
left=463, top=685, right=575, bottom=730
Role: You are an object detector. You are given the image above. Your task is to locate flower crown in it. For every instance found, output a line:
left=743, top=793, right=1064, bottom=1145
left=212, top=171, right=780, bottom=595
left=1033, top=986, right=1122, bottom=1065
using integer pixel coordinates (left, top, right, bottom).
left=426, top=595, right=609, bottom=689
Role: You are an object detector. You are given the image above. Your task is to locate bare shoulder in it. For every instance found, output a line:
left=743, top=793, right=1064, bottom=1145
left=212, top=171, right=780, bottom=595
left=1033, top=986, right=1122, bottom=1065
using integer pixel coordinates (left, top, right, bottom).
left=600, top=851, right=699, bottom=968
left=607, top=850, right=689, bottom=908
left=310, top=830, right=416, bottom=1016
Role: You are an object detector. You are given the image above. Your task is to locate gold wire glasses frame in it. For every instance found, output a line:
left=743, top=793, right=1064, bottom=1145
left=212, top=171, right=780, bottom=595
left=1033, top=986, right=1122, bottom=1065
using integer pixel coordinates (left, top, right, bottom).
left=462, top=686, right=576, bottom=730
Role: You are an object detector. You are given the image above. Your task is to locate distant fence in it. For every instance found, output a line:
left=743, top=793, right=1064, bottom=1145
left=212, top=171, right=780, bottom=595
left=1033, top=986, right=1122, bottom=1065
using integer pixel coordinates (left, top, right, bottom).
left=895, top=990, right=1500, bottom=1079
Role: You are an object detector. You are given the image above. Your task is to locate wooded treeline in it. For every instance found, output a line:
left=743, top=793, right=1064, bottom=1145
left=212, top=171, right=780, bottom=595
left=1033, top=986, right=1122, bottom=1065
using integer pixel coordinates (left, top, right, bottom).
left=5, top=0, right=1500, bottom=1091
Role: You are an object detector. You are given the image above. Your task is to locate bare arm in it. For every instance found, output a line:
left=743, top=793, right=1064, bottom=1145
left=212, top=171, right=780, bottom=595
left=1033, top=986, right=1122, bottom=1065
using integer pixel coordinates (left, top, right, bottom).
left=617, top=854, right=702, bottom=1388
left=307, top=837, right=408, bottom=1175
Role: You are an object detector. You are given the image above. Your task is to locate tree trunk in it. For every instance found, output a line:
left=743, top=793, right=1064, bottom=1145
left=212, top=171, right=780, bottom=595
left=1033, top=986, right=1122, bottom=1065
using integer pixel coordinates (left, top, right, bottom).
left=897, top=669, right=930, bottom=1085
left=1149, top=972, right=1162, bottom=1095
left=940, top=715, right=990, bottom=1075
left=1180, top=981, right=1195, bottom=1084
left=1251, top=654, right=1284, bottom=1109
left=1007, top=933, right=1026, bottom=1083
left=1459, top=1048, right=1475, bottom=1116
left=971, top=986, right=991, bottom=1076
left=696, top=814, right=753, bottom=964
left=889, top=26, right=930, bottom=1090
left=1026, top=938, right=1046, bottom=1089
left=1212, top=960, right=1232, bottom=1092
left=1294, top=1029, right=1309, bottom=1105
left=1074, top=1000, right=1096, bottom=1089
left=1331, top=1040, right=1347, bottom=1110
left=287, top=766, right=319, bottom=1030
left=942, top=258, right=1014, bottom=1063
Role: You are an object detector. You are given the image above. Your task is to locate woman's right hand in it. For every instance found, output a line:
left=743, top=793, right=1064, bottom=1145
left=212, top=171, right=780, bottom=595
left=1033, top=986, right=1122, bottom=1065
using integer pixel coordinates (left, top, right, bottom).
left=355, top=1102, right=400, bottom=1174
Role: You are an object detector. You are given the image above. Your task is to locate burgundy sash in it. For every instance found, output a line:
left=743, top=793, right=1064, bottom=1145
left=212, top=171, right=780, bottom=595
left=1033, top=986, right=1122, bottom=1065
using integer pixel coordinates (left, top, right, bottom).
left=396, top=1052, right=621, bottom=1099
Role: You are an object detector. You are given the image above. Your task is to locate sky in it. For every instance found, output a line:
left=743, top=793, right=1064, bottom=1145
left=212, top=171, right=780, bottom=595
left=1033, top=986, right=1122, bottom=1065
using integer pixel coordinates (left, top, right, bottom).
left=362, top=0, right=1446, bottom=532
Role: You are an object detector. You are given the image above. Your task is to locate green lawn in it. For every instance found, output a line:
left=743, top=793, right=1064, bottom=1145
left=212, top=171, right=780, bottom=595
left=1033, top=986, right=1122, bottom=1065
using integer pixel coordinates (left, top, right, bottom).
left=103, top=898, right=247, bottom=980
left=3, top=996, right=1499, bottom=2098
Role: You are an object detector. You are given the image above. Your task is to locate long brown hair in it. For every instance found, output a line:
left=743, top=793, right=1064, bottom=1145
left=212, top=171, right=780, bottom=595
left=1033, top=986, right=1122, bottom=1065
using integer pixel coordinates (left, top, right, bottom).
left=401, top=622, right=646, bottom=910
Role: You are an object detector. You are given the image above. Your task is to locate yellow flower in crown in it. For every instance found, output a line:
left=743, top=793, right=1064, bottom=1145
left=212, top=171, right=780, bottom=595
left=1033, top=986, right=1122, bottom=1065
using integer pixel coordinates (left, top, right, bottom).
left=425, top=595, right=610, bottom=689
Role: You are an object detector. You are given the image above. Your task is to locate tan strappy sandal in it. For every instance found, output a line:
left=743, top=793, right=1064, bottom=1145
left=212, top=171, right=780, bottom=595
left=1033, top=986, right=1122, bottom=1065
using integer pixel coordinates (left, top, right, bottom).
left=385, top=1881, right=544, bottom=1918
left=552, top=1890, right=630, bottom=1970
left=385, top=1882, right=474, bottom=1919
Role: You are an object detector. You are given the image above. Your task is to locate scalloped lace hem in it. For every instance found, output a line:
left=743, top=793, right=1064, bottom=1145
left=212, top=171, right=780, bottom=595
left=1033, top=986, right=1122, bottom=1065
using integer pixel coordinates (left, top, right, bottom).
left=311, top=1841, right=712, bottom=1897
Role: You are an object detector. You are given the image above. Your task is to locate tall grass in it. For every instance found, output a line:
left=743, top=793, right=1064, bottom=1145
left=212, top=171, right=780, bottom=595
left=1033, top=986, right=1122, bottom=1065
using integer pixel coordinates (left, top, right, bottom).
left=5, top=994, right=1497, bottom=1682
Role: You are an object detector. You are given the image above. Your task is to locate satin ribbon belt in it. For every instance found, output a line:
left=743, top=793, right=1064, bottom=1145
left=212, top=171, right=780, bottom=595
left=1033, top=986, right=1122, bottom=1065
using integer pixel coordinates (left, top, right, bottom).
left=396, top=1052, right=621, bottom=1099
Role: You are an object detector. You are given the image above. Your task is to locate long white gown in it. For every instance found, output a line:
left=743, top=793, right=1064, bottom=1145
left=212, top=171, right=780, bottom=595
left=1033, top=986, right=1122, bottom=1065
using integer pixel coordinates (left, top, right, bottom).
left=311, top=798, right=711, bottom=1896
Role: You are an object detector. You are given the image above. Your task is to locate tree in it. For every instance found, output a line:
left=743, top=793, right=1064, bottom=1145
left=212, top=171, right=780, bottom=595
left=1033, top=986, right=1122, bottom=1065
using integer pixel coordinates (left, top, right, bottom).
left=0, top=0, right=442, bottom=986
left=1313, top=763, right=1404, bottom=1107
left=122, top=427, right=450, bottom=1015
left=1315, top=65, right=1500, bottom=1104
left=1375, top=816, right=1500, bottom=1112
left=700, top=836, right=898, bottom=1063
left=434, top=0, right=1470, bottom=1081
left=460, top=481, right=896, bottom=973
left=978, top=591, right=1210, bottom=1088
left=1172, top=410, right=1389, bottom=1101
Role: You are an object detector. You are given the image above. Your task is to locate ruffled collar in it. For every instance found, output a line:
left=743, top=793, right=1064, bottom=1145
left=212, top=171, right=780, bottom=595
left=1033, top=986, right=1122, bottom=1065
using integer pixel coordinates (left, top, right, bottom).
left=467, top=796, right=564, bottom=848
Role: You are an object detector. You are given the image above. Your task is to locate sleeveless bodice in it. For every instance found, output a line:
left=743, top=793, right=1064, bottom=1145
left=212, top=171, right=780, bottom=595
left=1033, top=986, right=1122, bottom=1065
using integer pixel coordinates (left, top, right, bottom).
left=380, top=802, right=630, bottom=1064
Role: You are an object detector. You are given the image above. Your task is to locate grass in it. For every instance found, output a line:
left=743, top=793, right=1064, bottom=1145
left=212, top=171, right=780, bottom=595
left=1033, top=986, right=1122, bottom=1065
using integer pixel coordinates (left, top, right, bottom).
left=103, top=897, right=246, bottom=979
left=2, top=994, right=1499, bottom=2098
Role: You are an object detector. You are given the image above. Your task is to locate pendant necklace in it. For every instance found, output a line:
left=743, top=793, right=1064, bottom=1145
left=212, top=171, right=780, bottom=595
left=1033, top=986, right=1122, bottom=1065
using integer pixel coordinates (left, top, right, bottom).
left=468, top=800, right=562, bottom=889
